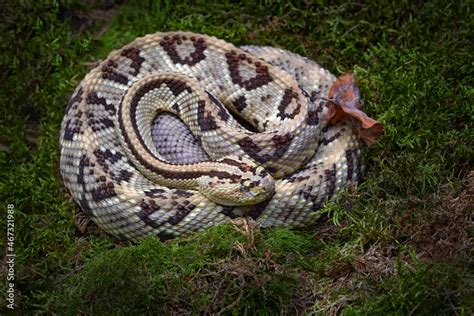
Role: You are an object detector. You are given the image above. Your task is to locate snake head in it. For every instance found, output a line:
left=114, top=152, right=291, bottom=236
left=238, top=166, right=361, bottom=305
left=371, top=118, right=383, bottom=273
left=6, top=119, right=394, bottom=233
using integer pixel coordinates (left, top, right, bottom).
left=197, top=156, right=275, bottom=206
left=327, top=74, right=384, bottom=145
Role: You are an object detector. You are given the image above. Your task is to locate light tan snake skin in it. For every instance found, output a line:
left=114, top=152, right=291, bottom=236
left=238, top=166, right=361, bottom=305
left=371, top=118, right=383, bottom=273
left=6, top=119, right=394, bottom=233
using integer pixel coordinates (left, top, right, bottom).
left=60, top=31, right=383, bottom=242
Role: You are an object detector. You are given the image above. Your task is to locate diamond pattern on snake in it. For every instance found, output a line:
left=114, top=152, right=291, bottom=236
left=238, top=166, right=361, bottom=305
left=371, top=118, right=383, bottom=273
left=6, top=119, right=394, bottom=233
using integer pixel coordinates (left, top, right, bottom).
left=60, top=31, right=383, bottom=242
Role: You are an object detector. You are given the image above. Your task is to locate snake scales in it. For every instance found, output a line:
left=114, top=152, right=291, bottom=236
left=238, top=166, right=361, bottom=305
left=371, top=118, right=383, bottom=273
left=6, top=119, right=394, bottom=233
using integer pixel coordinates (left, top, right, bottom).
left=60, top=31, right=383, bottom=242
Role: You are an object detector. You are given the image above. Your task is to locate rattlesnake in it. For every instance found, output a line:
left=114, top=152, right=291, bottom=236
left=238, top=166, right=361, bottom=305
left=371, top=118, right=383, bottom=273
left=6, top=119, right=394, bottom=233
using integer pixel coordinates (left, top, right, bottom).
left=60, top=31, right=382, bottom=242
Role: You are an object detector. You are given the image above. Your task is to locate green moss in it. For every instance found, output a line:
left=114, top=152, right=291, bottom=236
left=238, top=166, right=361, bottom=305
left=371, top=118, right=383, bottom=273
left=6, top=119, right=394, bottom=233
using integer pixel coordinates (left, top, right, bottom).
left=1, top=0, right=472, bottom=314
left=48, top=225, right=312, bottom=314
left=344, top=262, right=472, bottom=315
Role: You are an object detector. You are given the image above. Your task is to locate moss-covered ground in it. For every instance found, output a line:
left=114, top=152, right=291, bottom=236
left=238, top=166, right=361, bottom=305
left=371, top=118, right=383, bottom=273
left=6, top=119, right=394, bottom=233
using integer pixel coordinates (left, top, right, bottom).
left=1, top=0, right=472, bottom=314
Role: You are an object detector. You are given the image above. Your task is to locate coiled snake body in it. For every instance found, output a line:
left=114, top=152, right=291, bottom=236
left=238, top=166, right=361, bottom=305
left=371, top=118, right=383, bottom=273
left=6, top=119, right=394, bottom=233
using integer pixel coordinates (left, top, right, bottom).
left=60, top=31, right=382, bottom=241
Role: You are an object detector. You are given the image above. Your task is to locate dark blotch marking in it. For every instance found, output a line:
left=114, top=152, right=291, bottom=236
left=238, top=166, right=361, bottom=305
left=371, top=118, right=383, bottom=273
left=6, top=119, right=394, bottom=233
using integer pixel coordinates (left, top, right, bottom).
left=271, top=133, right=293, bottom=158
left=197, top=100, right=218, bottom=131
left=237, top=137, right=267, bottom=164
left=87, top=91, right=116, bottom=114
left=233, top=95, right=248, bottom=112
left=286, top=175, right=310, bottom=183
left=208, top=171, right=241, bottom=183
left=90, top=179, right=117, bottom=202
left=119, top=169, right=133, bottom=182
left=226, top=50, right=273, bottom=90
left=310, top=90, right=321, bottom=102
left=120, top=47, right=145, bottom=75
left=237, top=133, right=292, bottom=165
left=319, top=132, right=342, bottom=146
left=172, top=102, right=180, bottom=115
left=64, top=89, right=86, bottom=140
left=145, top=188, right=166, bottom=197
left=345, top=149, right=355, bottom=181
left=94, top=148, right=123, bottom=165
left=87, top=116, right=115, bottom=132
left=277, top=88, right=301, bottom=120
left=296, top=184, right=322, bottom=207
left=159, top=34, right=207, bottom=66
left=307, top=100, right=325, bottom=125
left=129, top=78, right=191, bottom=99
left=137, top=210, right=161, bottom=229
left=77, top=155, right=92, bottom=215
left=100, top=118, right=115, bottom=130
left=63, top=119, right=81, bottom=141
left=101, top=61, right=129, bottom=84
left=324, top=164, right=337, bottom=199
left=168, top=203, right=197, bottom=225
left=168, top=79, right=192, bottom=97
left=306, top=110, right=319, bottom=125
left=172, top=189, right=194, bottom=198
left=219, top=158, right=252, bottom=173
left=66, top=87, right=83, bottom=112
